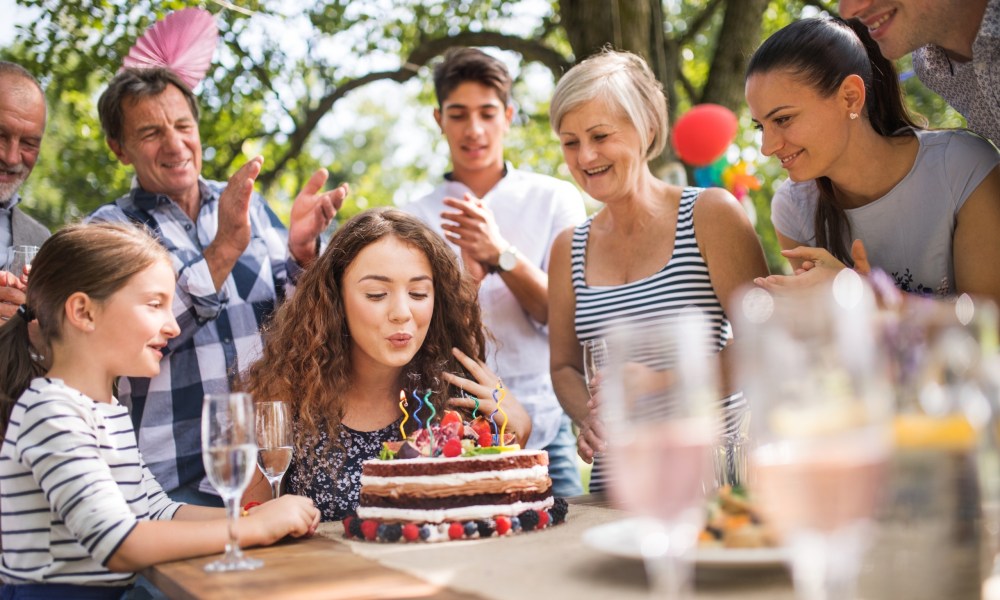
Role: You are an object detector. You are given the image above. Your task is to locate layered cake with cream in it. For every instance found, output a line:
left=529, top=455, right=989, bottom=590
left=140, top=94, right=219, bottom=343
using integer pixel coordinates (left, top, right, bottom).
left=359, top=449, right=553, bottom=522
left=343, top=406, right=569, bottom=542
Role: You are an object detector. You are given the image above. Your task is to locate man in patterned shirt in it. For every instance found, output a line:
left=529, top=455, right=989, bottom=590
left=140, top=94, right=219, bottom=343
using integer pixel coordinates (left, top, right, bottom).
left=88, top=68, right=348, bottom=506
left=839, top=0, right=999, bottom=145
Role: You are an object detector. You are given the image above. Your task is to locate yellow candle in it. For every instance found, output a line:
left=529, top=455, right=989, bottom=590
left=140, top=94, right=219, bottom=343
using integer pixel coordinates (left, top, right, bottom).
left=495, top=380, right=509, bottom=446
left=398, top=390, right=409, bottom=440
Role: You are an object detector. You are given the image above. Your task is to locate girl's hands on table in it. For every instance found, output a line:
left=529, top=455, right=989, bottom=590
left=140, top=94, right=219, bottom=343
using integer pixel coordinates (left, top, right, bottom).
left=242, top=494, right=320, bottom=547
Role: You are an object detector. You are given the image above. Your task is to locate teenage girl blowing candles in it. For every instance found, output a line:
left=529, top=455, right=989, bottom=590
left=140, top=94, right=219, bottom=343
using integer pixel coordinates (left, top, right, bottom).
left=0, top=223, right=318, bottom=600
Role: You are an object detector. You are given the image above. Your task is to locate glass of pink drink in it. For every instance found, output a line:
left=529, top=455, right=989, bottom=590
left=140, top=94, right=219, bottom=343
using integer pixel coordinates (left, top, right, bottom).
left=737, top=272, right=893, bottom=600
left=603, top=311, right=719, bottom=599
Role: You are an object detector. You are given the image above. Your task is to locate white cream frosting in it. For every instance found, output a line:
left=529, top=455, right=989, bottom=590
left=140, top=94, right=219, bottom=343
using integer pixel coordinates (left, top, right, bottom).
left=360, top=465, right=549, bottom=487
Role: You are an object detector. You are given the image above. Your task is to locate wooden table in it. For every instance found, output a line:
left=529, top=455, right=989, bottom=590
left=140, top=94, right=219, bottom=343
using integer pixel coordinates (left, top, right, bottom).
left=144, top=498, right=794, bottom=600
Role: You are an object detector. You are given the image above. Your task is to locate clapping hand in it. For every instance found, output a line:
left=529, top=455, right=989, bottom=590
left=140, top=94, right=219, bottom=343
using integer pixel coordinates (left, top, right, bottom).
left=441, top=194, right=507, bottom=274
left=214, top=156, right=263, bottom=260
left=289, top=169, right=349, bottom=266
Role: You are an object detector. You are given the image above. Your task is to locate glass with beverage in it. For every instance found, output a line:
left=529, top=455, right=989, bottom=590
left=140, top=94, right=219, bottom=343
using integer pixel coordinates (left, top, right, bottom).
left=254, top=400, right=294, bottom=500
left=602, top=310, right=719, bottom=598
left=202, top=392, right=262, bottom=572
left=737, top=272, right=893, bottom=600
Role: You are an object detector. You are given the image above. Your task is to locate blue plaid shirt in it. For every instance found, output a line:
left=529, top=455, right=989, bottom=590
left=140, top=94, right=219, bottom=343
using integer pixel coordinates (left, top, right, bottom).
left=87, top=178, right=299, bottom=496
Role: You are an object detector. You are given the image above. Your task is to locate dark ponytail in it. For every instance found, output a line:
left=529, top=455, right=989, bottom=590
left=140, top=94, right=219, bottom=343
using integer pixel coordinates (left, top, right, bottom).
left=747, top=17, right=920, bottom=264
left=0, top=309, right=45, bottom=437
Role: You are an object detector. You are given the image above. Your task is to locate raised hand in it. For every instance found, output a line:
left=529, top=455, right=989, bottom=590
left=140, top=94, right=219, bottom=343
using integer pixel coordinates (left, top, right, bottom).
left=289, top=168, right=349, bottom=266
left=204, top=156, right=263, bottom=290
left=0, top=271, right=27, bottom=321
left=441, top=194, right=507, bottom=270
left=443, top=347, right=532, bottom=447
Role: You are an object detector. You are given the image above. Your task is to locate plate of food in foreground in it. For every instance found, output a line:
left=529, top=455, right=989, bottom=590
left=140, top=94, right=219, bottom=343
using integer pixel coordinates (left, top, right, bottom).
left=582, top=486, right=787, bottom=569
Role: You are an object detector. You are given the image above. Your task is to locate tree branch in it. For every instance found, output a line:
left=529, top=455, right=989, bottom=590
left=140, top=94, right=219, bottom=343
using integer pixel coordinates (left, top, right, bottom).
left=678, top=0, right=725, bottom=47
left=258, top=31, right=570, bottom=186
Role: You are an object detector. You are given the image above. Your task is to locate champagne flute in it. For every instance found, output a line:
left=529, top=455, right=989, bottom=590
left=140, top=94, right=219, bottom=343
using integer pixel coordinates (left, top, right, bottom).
left=6, top=245, right=38, bottom=284
left=582, top=338, right=609, bottom=398
left=202, top=392, right=262, bottom=572
left=255, top=401, right=293, bottom=500
left=602, top=311, right=719, bottom=598
left=736, top=272, right=893, bottom=600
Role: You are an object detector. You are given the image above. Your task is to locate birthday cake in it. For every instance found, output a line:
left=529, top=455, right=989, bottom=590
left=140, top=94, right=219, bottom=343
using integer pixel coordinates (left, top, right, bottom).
left=344, top=408, right=568, bottom=543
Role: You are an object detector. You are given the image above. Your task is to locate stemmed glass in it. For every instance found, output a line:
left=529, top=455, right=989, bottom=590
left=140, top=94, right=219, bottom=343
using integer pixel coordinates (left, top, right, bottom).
left=202, top=392, right=262, bottom=572
left=254, top=401, right=294, bottom=500
left=602, top=311, right=719, bottom=598
left=736, top=272, right=893, bottom=600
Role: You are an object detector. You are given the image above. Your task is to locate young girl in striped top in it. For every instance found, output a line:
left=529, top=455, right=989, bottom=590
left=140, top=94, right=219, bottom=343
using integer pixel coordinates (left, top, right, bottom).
left=0, top=223, right=319, bottom=599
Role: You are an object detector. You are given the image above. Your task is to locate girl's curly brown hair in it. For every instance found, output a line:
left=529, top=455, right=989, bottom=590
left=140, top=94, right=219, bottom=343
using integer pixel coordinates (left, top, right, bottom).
left=242, top=208, right=486, bottom=477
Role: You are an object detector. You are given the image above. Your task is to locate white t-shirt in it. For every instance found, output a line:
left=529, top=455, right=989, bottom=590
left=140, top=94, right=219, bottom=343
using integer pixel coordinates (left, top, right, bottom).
left=403, top=165, right=586, bottom=448
left=0, top=378, right=182, bottom=585
left=771, top=129, right=999, bottom=296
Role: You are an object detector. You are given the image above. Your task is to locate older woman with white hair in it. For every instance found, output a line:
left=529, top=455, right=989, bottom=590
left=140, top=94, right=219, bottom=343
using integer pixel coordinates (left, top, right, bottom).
left=546, top=49, right=769, bottom=492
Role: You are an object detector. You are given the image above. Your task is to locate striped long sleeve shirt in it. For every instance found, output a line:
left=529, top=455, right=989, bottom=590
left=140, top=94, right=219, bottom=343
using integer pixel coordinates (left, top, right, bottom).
left=0, top=378, right=182, bottom=585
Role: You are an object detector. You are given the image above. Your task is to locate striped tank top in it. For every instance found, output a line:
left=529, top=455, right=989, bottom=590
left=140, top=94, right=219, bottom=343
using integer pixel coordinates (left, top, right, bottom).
left=571, top=187, right=747, bottom=492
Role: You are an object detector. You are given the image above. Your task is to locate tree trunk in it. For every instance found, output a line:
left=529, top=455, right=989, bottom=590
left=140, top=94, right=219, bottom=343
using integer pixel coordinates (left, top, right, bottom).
left=559, top=0, right=654, bottom=65
left=699, top=0, right=770, bottom=110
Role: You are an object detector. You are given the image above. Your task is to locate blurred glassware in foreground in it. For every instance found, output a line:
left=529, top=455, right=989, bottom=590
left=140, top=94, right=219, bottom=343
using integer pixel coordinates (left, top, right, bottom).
left=862, top=290, right=999, bottom=600
left=737, top=270, right=894, bottom=600
left=603, top=310, right=719, bottom=599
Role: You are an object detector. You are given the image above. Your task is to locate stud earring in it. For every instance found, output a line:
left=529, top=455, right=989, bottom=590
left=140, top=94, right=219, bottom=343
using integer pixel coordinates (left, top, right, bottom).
left=849, top=112, right=859, bottom=120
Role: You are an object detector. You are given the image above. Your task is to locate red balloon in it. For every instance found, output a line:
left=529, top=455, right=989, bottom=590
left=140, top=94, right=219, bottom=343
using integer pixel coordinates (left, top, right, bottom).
left=671, top=104, right=738, bottom=167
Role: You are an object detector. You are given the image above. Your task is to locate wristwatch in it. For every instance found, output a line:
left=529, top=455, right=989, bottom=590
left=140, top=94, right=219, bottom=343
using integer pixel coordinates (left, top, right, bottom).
left=497, top=245, right=519, bottom=272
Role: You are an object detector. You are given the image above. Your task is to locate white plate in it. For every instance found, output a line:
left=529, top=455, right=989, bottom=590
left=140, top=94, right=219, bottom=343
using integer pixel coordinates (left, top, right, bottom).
left=582, top=517, right=788, bottom=569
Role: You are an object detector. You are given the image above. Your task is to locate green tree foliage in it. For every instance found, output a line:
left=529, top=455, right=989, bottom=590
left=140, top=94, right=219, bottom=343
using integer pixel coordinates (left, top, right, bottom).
left=2, top=0, right=968, bottom=271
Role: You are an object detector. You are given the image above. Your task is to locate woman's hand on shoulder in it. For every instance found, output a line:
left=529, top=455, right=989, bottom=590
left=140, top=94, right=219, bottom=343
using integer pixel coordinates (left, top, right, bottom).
left=243, top=494, right=320, bottom=546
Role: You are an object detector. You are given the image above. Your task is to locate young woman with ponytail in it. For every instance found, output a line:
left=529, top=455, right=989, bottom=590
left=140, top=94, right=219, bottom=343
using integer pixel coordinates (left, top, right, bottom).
left=745, top=17, right=1000, bottom=306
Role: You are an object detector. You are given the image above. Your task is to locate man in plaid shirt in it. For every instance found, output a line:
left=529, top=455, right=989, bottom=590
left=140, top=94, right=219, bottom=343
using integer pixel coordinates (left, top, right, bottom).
left=88, top=68, right=348, bottom=506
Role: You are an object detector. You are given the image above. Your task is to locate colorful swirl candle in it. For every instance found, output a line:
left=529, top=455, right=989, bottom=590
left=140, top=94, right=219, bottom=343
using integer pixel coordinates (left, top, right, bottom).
left=462, top=389, right=481, bottom=418
left=411, top=389, right=425, bottom=432
left=495, top=380, right=509, bottom=446
left=398, top=390, right=409, bottom=439
left=489, top=385, right=501, bottom=445
left=424, top=390, right=436, bottom=453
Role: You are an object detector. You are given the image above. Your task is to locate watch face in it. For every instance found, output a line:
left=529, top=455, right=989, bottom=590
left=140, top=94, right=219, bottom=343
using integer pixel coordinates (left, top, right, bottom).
left=499, top=248, right=517, bottom=271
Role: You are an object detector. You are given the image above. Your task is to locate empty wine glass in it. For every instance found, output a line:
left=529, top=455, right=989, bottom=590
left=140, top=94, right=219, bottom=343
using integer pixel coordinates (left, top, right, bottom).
left=582, top=338, right=609, bottom=397
left=602, top=310, right=719, bottom=598
left=736, top=272, right=893, bottom=600
left=255, top=401, right=293, bottom=500
left=202, top=392, right=262, bottom=572
left=5, top=245, right=37, bottom=284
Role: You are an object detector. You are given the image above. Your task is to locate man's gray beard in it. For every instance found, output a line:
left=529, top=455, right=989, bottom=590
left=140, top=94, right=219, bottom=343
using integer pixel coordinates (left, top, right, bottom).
left=0, top=174, right=27, bottom=206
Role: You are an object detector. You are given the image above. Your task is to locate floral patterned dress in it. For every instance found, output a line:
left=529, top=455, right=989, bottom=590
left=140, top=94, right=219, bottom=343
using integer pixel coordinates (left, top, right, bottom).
left=285, top=418, right=402, bottom=522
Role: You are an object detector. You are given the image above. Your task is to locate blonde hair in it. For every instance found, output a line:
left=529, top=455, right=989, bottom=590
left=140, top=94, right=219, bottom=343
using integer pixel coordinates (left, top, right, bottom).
left=550, top=49, right=669, bottom=160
